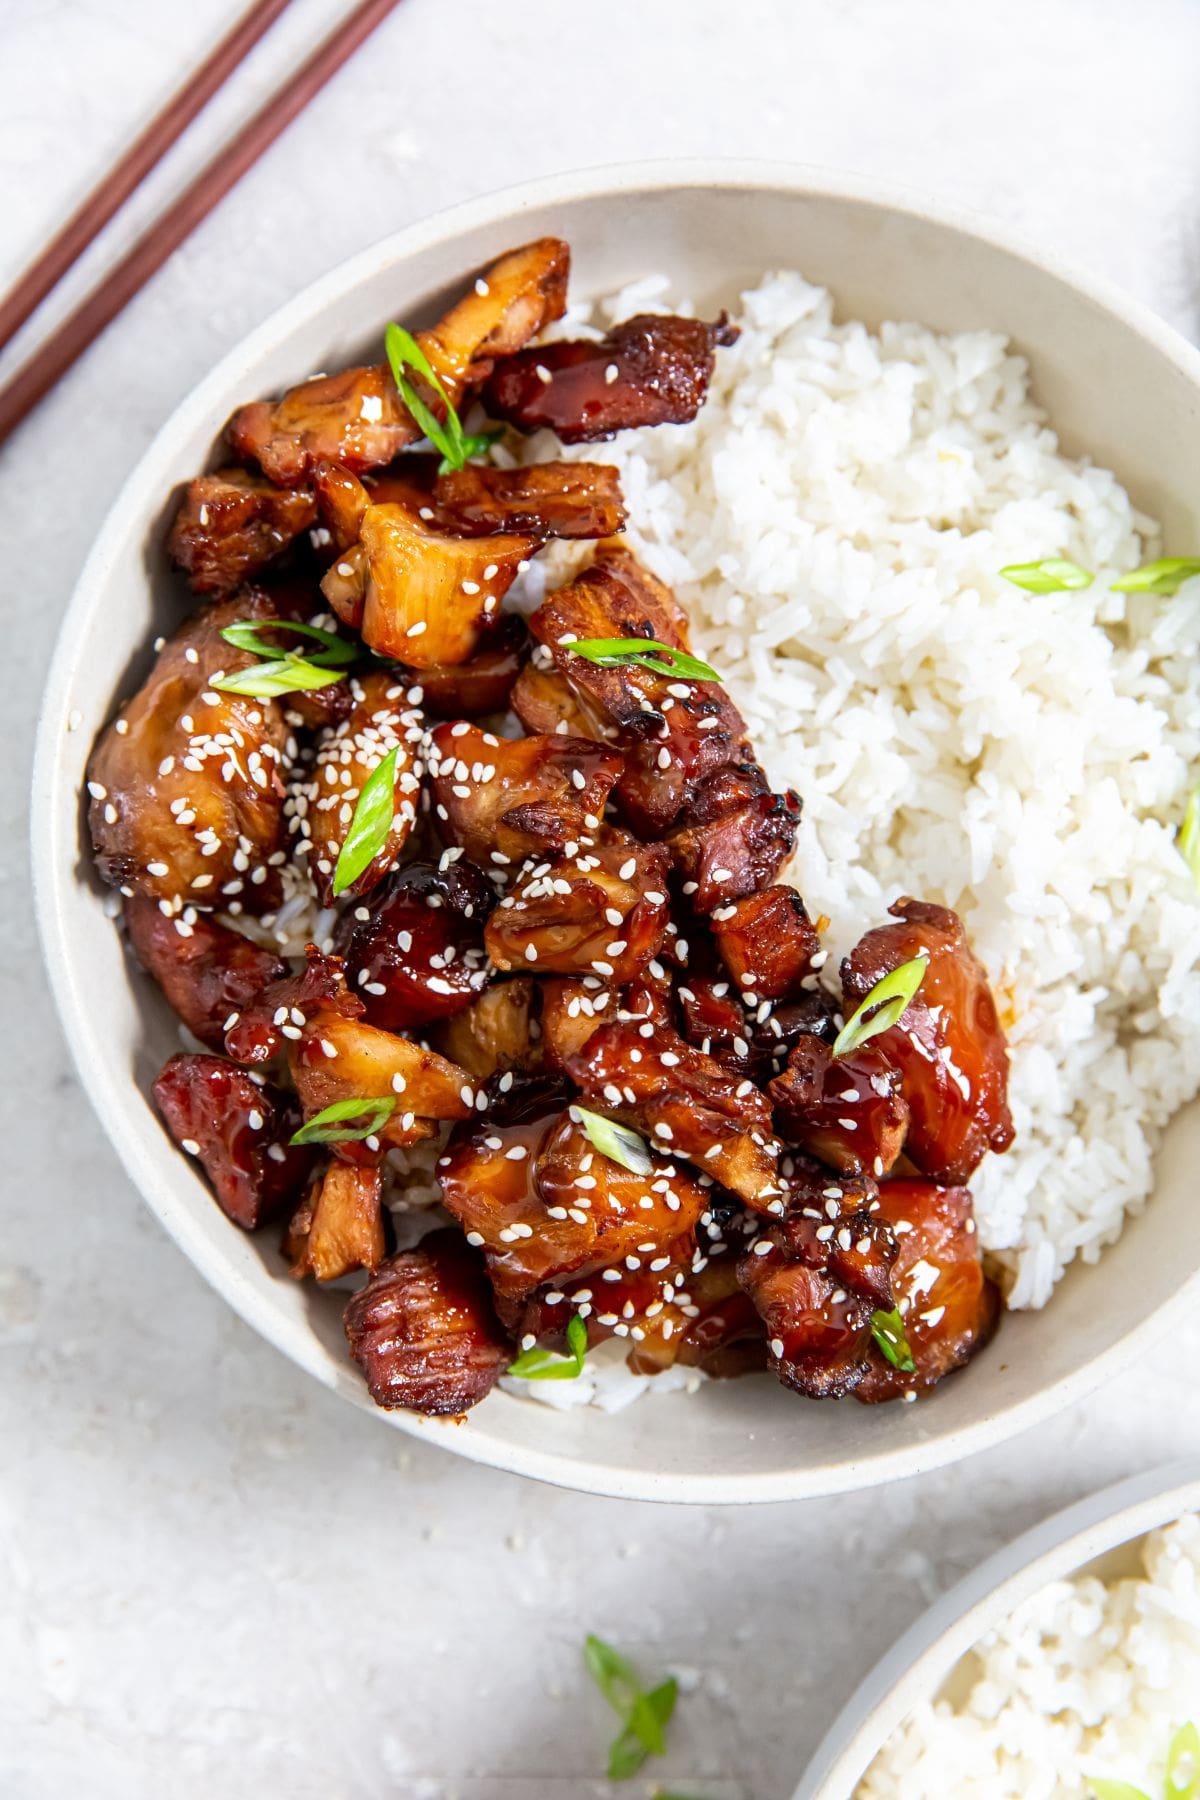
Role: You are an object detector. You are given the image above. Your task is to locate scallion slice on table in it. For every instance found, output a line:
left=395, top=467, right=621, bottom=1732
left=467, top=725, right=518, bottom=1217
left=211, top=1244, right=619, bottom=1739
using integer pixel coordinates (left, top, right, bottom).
left=584, top=1634, right=679, bottom=1781
left=565, top=637, right=721, bottom=683
left=998, top=558, right=1094, bottom=593
left=572, top=1106, right=653, bottom=1176
left=289, top=1096, right=396, bottom=1146
left=507, top=1313, right=589, bottom=1381
left=832, top=955, right=928, bottom=1058
left=331, top=746, right=399, bottom=897
left=870, top=1307, right=916, bottom=1373
left=1111, top=557, right=1200, bottom=595
left=384, top=322, right=502, bottom=474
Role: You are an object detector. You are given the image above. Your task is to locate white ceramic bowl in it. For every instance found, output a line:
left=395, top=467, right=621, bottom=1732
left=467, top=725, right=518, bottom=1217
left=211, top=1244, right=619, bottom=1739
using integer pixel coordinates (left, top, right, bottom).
left=795, top=1458, right=1200, bottom=1797
left=32, top=161, right=1200, bottom=1503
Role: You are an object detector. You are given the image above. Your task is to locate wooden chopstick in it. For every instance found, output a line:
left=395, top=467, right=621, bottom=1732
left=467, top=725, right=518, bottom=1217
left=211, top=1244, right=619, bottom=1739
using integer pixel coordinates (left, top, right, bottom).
left=0, top=0, right=295, bottom=353
left=0, top=0, right=405, bottom=449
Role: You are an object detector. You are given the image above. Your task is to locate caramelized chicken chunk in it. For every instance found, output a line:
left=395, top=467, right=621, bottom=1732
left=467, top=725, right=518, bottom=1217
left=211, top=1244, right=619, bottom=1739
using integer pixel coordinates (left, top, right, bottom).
left=344, top=1228, right=509, bottom=1415
left=288, top=1008, right=474, bottom=1160
left=486, top=835, right=670, bottom=982
left=539, top=976, right=615, bottom=1071
left=769, top=1037, right=910, bottom=1178
left=430, top=462, right=626, bottom=540
left=166, top=467, right=317, bottom=595
left=88, top=595, right=293, bottom=911
left=666, top=763, right=801, bottom=911
left=414, top=615, right=530, bottom=719
left=855, top=1179, right=1000, bottom=1402
left=628, top=1251, right=767, bottom=1379
left=439, top=1109, right=709, bottom=1309
left=483, top=312, right=739, bottom=443
left=285, top=669, right=423, bottom=906
left=228, top=237, right=570, bottom=485
left=153, top=1053, right=313, bottom=1229
left=339, top=857, right=493, bottom=1030
left=123, top=892, right=285, bottom=1050
left=318, top=470, right=536, bottom=666
left=842, top=899, right=1014, bottom=1185
left=224, top=944, right=359, bottom=1065
left=566, top=1019, right=783, bottom=1210
left=284, top=1162, right=385, bottom=1281
left=710, top=886, right=820, bottom=1001
left=432, top=977, right=537, bottom=1080
left=427, top=722, right=623, bottom=865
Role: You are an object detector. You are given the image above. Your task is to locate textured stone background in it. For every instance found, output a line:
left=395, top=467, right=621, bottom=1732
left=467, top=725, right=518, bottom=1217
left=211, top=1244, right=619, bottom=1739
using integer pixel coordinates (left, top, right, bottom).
left=3, top=2, right=1199, bottom=1793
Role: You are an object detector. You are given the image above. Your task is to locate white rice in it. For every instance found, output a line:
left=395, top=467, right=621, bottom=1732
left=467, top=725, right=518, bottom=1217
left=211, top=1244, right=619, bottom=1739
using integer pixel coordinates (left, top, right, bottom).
left=856, top=1512, right=1200, bottom=1799
left=527, top=269, right=1200, bottom=1307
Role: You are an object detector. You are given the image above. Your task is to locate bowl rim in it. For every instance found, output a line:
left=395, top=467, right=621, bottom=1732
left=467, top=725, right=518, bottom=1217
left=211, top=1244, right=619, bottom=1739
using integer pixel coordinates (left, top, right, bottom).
left=31, top=157, right=1200, bottom=1503
left=793, top=1457, right=1200, bottom=1797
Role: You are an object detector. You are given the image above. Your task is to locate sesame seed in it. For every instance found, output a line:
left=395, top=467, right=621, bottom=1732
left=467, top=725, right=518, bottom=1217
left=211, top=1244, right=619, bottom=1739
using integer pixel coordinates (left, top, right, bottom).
left=181, top=1138, right=200, bottom=1155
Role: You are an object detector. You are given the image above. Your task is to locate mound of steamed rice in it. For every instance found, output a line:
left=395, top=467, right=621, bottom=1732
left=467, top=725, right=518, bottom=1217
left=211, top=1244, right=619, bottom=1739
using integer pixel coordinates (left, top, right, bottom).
left=856, top=1512, right=1200, bottom=1799
left=518, top=268, right=1200, bottom=1310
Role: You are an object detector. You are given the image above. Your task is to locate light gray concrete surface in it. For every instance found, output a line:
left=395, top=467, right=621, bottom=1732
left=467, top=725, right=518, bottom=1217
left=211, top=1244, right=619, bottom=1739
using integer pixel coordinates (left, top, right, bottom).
left=3, top=2, right=1200, bottom=1794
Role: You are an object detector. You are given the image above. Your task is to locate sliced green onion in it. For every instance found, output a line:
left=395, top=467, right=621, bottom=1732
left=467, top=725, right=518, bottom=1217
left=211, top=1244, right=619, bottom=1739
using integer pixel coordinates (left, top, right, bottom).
left=384, top=322, right=499, bottom=475
left=220, top=619, right=357, bottom=666
left=998, top=558, right=1093, bottom=593
left=584, top=1635, right=678, bottom=1783
left=212, top=653, right=345, bottom=698
left=289, top=1095, right=396, bottom=1146
left=508, top=1313, right=588, bottom=1380
left=1180, top=788, right=1200, bottom=891
left=1167, top=1721, right=1200, bottom=1799
left=1111, top=557, right=1200, bottom=595
left=833, top=955, right=928, bottom=1058
left=871, top=1307, right=916, bottom=1373
left=566, top=637, right=721, bottom=684
left=331, top=746, right=399, bottom=898
left=572, top=1106, right=653, bottom=1176
left=1088, top=1782, right=1152, bottom=1800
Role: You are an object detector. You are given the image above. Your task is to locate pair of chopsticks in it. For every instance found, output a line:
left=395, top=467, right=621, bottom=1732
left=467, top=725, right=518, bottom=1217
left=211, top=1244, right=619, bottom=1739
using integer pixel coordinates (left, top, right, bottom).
left=0, top=0, right=404, bottom=449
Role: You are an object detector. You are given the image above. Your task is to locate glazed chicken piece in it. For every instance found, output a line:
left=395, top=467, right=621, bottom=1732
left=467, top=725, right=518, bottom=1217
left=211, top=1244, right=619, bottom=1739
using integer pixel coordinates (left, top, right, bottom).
left=429, top=461, right=627, bottom=540
left=339, top=856, right=493, bottom=1030
left=289, top=1005, right=474, bottom=1162
left=566, top=1018, right=783, bottom=1210
left=228, top=237, right=570, bottom=485
left=427, top=721, right=623, bottom=865
left=769, top=1037, right=910, bottom=1178
left=344, top=1228, right=510, bottom=1415
left=627, top=1249, right=767, bottom=1379
left=153, top=1053, right=314, bottom=1229
left=166, top=467, right=317, bottom=595
left=284, top=1162, right=385, bottom=1281
left=539, top=976, right=616, bottom=1071
left=87, top=594, right=294, bottom=911
left=123, top=892, right=286, bottom=1050
left=433, top=977, right=538, bottom=1080
left=736, top=1171, right=899, bottom=1399
left=316, top=465, right=536, bottom=665
left=224, top=944, right=360, bottom=1064
left=855, top=1179, right=1000, bottom=1402
left=438, top=1108, right=710, bottom=1312
left=710, top=886, right=821, bottom=1001
left=482, top=311, right=739, bottom=443
left=414, top=615, right=530, bottom=719
left=675, top=972, right=758, bottom=1077
left=841, top=899, right=1014, bottom=1185
left=486, top=834, right=670, bottom=981
left=666, top=762, right=802, bottom=912
left=285, top=669, right=423, bottom=906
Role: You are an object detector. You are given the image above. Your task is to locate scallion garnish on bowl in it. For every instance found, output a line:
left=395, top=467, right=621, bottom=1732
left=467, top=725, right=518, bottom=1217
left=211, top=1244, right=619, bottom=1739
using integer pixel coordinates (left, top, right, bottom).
left=384, top=322, right=502, bottom=474
left=566, top=637, right=721, bottom=683
left=1111, top=557, right=1200, bottom=596
left=331, top=746, right=399, bottom=897
left=832, top=955, right=928, bottom=1058
left=213, top=617, right=354, bottom=698
left=584, top=1633, right=679, bottom=1782
left=572, top=1106, right=653, bottom=1176
left=870, top=1306, right=916, bottom=1373
left=998, top=558, right=1094, bottom=593
left=507, top=1313, right=589, bottom=1381
left=1090, top=1717, right=1200, bottom=1800
left=1179, top=788, right=1200, bottom=891
left=289, top=1095, right=396, bottom=1146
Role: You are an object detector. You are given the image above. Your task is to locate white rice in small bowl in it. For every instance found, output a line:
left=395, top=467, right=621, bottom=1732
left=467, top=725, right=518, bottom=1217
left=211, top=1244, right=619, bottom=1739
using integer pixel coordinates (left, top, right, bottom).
left=797, top=1463, right=1200, bottom=1800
